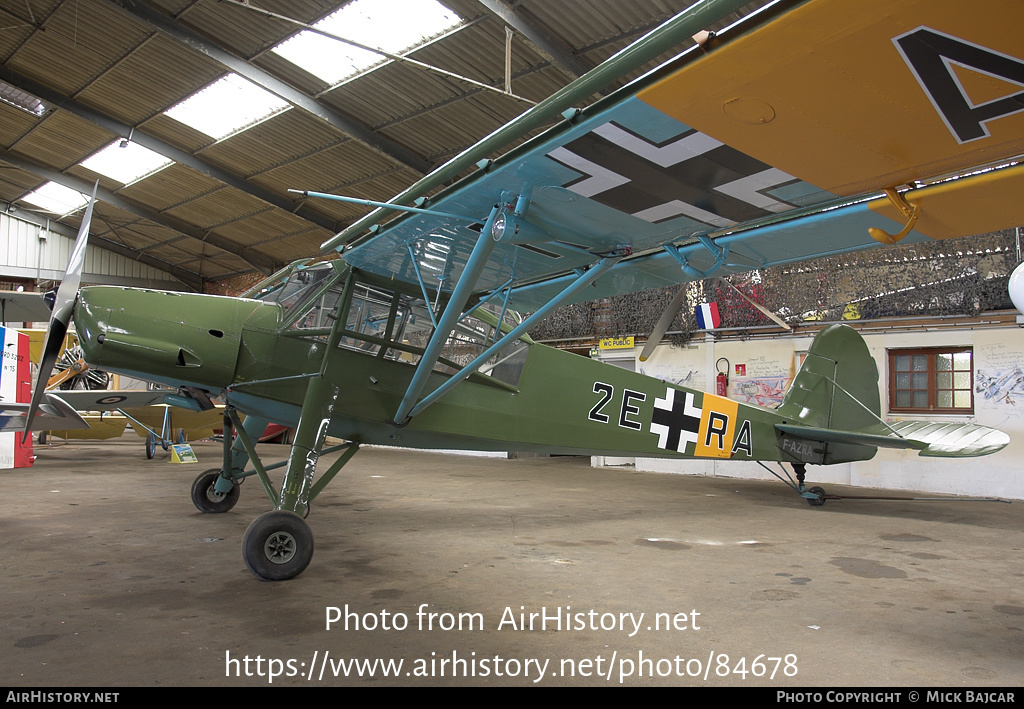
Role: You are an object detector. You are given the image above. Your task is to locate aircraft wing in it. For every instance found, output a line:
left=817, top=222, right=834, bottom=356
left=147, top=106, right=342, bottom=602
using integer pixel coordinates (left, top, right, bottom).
left=325, top=0, right=1024, bottom=312
left=0, top=393, right=89, bottom=433
left=44, top=389, right=171, bottom=411
left=2, top=389, right=181, bottom=434
left=0, top=292, right=51, bottom=324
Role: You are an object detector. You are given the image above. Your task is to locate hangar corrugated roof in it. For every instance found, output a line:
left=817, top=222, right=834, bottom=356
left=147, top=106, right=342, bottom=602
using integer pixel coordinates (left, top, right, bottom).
left=0, top=0, right=763, bottom=290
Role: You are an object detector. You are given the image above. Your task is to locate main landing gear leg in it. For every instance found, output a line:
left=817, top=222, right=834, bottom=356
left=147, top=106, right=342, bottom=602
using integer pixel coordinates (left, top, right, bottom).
left=241, top=377, right=359, bottom=581
left=190, top=411, right=268, bottom=514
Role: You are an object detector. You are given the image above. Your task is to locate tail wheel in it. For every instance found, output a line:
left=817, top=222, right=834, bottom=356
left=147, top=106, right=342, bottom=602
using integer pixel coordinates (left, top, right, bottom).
left=242, top=511, right=314, bottom=581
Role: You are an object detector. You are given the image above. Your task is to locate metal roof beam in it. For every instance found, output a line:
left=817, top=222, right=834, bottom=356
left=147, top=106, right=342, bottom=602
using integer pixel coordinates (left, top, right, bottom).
left=476, top=0, right=590, bottom=80
left=105, top=0, right=433, bottom=175
left=0, top=147, right=282, bottom=275
left=0, top=65, right=342, bottom=234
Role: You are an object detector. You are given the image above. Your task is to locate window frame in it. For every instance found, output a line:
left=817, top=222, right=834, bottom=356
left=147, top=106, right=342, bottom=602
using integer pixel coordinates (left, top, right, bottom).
left=887, top=346, right=974, bottom=415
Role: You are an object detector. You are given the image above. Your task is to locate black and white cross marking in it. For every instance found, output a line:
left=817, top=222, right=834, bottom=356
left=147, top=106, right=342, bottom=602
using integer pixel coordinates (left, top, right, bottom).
left=650, top=387, right=702, bottom=454
left=547, top=121, right=798, bottom=228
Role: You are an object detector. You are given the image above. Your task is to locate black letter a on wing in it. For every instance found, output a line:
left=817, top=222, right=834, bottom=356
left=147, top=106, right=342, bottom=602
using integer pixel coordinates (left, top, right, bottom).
left=894, top=27, right=1024, bottom=143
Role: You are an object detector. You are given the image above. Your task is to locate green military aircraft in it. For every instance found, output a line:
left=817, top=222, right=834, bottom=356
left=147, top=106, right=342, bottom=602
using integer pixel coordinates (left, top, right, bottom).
left=16, top=0, right=1023, bottom=579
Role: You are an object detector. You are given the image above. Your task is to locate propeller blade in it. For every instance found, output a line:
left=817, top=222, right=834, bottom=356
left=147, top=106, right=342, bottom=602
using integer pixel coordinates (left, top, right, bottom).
left=22, top=181, right=99, bottom=442
left=639, top=285, right=688, bottom=362
left=720, top=279, right=791, bottom=331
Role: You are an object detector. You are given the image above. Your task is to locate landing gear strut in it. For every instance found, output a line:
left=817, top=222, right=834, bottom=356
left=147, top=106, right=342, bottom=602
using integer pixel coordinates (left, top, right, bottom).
left=208, top=285, right=361, bottom=580
left=758, top=461, right=831, bottom=506
left=204, top=382, right=360, bottom=580
left=792, top=463, right=828, bottom=506
left=189, top=412, right=267, bottom=515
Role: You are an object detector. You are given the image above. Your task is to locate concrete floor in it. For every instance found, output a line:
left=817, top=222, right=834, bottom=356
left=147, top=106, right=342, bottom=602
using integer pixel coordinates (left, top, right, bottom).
left=2, top=434, right=1023, bottom=687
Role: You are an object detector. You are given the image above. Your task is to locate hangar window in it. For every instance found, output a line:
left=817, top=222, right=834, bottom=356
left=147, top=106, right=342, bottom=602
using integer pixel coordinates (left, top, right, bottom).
left=888, top=347, right=973, bottom=414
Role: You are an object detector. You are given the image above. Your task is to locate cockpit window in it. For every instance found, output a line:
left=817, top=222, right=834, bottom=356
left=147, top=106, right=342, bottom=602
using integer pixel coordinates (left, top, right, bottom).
left=338, top=283, right=413, bottom=358
left=289, top=285, right=344, bottom=332
left=253, top=262, right=345, bottom=333
left=273, top=265, right=333, bottom=314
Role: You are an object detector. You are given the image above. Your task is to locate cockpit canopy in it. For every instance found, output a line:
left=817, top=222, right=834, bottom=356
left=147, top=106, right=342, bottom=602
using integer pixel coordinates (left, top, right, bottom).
left=247, top=259, right=529, bottom=388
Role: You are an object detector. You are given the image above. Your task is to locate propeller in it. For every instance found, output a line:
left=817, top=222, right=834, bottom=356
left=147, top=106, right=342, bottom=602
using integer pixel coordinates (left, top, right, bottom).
left=639, top=285, right=688, bottom=362
left=22, top=181, right=99, bottom=442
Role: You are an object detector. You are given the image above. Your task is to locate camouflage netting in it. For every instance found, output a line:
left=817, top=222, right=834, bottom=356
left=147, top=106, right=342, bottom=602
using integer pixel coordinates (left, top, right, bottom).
left=526, top=228, right=1022, bottom=345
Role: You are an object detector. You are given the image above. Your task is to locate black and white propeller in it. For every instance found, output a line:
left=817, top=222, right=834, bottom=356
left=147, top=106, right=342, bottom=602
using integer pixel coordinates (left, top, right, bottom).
left=21, top=182, right=98, bottom=442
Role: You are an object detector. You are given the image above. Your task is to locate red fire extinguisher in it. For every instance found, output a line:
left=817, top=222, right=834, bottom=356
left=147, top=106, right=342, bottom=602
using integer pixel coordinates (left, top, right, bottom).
left=716, top=357, right=729, bottom=397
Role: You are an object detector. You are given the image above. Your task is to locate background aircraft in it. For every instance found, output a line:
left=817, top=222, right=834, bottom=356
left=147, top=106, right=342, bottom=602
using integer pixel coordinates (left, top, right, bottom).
left=19, top=0, right=1024, bottom=580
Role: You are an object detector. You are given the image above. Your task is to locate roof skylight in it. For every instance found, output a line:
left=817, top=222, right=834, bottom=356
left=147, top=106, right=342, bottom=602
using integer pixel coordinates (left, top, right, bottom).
left=21, top=183, right=89, bottom=218
left=164, top=73, right=289, bottom=140
left=272, top=0, right=460, bottom=85
left=80, top=140, right=173, bottom=185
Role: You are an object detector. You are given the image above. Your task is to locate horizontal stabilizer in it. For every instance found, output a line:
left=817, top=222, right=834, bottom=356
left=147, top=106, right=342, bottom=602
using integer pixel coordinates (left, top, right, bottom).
left=776, top=421, right=1010, bottom=458
left=1, top=393, right=89, bottom=433
left=881, top=420, right=1011, bottom=458
left=776, top=424, right=926, bottom=452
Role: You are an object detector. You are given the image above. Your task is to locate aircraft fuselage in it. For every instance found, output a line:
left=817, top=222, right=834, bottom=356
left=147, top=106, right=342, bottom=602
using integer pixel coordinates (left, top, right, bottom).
left=72, top=263, right=873, bottom=467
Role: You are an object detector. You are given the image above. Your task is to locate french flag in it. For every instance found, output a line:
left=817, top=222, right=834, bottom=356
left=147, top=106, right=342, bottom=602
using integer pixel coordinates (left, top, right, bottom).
left=695, top=302, right=721, bottom=330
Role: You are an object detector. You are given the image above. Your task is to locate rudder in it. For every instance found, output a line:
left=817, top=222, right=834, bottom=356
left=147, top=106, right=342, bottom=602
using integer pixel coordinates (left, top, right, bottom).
left=777, top=324, right=880, bottom=432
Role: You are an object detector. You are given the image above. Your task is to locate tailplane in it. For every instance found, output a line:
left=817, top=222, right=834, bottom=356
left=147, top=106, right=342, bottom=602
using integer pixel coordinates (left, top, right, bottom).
left=776, top=324, right=1008, bottom=459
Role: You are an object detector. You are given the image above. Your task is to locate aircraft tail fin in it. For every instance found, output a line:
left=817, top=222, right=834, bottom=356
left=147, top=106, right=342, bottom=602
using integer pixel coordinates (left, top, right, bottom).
left=777, top=324, right=880, bottom=431
left=775, top=325, right=1009, bottom=459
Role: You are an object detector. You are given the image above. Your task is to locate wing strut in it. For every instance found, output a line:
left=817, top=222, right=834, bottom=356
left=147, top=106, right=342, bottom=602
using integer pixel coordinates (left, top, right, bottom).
left=406, top=252, right=625, bottom=420
left=391, top=205, right=503, bottom=425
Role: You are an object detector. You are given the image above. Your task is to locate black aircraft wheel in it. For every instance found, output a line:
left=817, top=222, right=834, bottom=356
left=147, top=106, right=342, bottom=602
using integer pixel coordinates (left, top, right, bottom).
left=190, top=469, right=240, bottom=514
left=242, top=511, right=314, bottom=581
left=807, top=486, right=827, bottom=507
left=145, top=432, right=156, bottom=459
left=175, top=428, right=186, bottom=445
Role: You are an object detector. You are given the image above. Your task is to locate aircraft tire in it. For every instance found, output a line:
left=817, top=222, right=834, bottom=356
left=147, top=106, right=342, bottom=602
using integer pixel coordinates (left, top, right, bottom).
left=191, top=469, right=240, bottom=514
left=145, top=432, right=156, bottom=459
left=242, top=511, right=314, bottom=581
left=807, top=486, right=827, bottom=507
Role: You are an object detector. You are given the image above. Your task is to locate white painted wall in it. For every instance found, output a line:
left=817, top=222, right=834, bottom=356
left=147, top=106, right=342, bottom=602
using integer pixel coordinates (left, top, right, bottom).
left=0, top=211, right=182, bottom=289
left=596, top=322, right=1024, bottom=500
